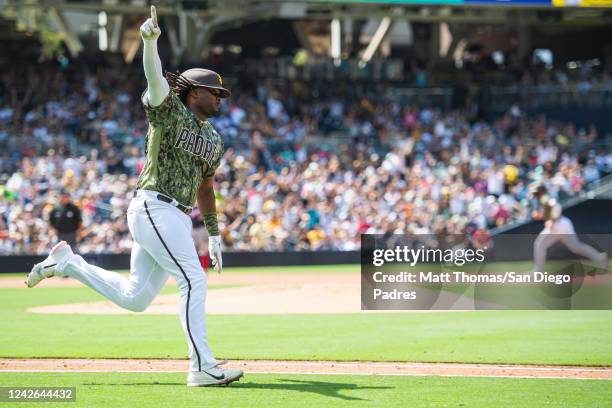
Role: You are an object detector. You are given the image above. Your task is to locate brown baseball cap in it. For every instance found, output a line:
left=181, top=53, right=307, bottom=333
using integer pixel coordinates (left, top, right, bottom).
left=180, top=68, right=231, bottom=98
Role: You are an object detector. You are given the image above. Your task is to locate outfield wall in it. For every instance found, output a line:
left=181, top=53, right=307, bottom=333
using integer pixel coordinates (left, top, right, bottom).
left=2, top=199, right=609, bottom=273
left=0, top=250, right=361, bottom=273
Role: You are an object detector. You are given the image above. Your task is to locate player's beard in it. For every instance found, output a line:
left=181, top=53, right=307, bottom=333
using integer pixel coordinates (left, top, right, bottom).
left=210, top=105, right=221, bottom=117
left=207, top=104, right=221, bottom=117
left=202, top=101, right=221, bottom=118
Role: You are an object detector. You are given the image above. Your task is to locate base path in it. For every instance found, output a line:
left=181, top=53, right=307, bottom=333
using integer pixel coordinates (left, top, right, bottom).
left=1, top=359, right=610, bottom=380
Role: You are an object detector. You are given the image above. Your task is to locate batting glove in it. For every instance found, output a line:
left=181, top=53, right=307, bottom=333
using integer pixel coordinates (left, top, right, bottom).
left=140, top=18, right=161, bottom=42
left=208, top=235, right=223, bottom=274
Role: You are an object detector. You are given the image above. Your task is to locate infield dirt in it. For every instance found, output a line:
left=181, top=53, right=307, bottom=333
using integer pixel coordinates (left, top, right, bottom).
left=1, top=359, right=610, bottom=380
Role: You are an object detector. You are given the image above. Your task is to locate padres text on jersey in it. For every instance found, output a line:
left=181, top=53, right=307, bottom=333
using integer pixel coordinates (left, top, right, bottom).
left=137, top=89, right=224, bottom=207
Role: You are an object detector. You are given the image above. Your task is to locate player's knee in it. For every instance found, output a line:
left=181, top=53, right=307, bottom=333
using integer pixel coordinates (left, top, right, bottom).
left=190, top=274, right=206, bottom=291
left=175, top=265, right=207, bottom=294
left=121, top=288, right=152, bottom=312
left=564, top=240, right=581, bottom=252
left=125, top=301, right=148, bottom=313
left=177, top=277, right=204, bottom=291
left=185, top=272, right=206, bottom=296
left=121, top=294, right=151, bottom=312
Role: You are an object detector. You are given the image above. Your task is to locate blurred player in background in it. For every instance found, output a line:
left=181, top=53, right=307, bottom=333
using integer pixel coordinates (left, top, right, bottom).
left=533, top=197, right=608, bottom=273
left=25, top=6, right=243, bottom=387
left=49, top=190, right=82, bottom=252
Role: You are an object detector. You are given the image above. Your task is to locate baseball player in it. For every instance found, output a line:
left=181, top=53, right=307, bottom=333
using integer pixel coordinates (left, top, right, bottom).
left=26, top=6, right=243, bottom=387
left=533, top=198, right=608, bottom=273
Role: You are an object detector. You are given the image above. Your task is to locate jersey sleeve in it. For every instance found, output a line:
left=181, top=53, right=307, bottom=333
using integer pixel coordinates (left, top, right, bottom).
left=141, top=89, right=179, bottom=126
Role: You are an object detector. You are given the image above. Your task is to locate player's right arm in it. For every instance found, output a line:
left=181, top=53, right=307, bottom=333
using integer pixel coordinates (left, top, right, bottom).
left=140, top=6, right=169, bottom=107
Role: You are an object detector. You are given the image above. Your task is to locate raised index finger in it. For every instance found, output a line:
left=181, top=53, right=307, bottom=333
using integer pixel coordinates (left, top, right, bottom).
left=150, top=5, right=158, bottom=28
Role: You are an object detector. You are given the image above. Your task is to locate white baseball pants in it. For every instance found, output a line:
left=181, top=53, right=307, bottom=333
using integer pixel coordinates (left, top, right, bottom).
left=55, top=190, right=217, bottom=372
left=534, top=216, right=603, bottom=272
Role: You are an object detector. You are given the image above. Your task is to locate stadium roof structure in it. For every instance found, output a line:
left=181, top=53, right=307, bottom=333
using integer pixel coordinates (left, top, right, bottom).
left=5, top=0, right=612, bottom=25
left=1, top=0, right=611, bottom=63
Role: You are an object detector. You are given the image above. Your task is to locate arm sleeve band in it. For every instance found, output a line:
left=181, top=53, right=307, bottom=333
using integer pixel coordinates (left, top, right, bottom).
left=142, top=40, right=170, bottom=107
left=203, top=213, right=219, bottom=236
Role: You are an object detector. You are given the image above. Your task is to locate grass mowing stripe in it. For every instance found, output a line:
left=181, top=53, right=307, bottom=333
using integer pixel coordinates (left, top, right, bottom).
left=0, top=372, right=609, bottom=408
left=1, top=309, right=611, bottom=365
left=0, top=264, right=610, bottom=366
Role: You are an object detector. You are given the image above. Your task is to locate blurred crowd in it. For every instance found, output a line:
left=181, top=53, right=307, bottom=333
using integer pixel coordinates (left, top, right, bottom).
left=215, top=108, right=611, bottom=251
left=0, top=55, right=611, bottom=254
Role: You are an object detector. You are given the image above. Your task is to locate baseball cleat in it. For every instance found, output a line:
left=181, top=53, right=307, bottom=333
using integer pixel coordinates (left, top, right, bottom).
left=26, top=241, right=73, bottom=288
left=187, top=366, right=244, bottom=387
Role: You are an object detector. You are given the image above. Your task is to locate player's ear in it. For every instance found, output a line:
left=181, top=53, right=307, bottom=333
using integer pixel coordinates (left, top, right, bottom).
left=186, top=87, right=199, bottom=102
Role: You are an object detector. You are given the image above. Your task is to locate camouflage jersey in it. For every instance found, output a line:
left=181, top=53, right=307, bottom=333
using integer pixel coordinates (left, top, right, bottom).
left=137, top=89, right=224, bottom=207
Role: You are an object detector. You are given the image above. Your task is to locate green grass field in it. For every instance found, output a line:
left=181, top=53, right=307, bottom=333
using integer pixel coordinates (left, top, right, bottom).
left=1, top=372, right=610, bottom=408
left=1, top=265, right=611, bottom=407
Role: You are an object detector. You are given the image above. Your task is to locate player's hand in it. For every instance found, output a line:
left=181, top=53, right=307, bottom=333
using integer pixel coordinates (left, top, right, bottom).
left=140, top=6, right=161, bottom=42
left=208, top=235, right=223, bottom=274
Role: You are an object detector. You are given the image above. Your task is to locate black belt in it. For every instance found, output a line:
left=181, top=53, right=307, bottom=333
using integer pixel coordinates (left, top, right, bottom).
left=134, top=190, right=192, bottom=215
